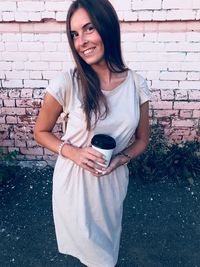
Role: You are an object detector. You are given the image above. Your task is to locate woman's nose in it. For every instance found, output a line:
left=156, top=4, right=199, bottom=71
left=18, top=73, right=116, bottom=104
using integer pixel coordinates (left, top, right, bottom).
left=79, top=34, right=88, bottom=46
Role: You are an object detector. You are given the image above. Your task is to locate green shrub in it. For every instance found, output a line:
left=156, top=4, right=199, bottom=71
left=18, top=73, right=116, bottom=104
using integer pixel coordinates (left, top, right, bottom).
left=0, top=148, right=19, bottom=184
left=129, top=124, right=200, bottom=184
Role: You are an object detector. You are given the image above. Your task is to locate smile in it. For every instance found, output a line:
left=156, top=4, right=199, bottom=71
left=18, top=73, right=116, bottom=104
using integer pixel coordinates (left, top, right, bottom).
left=83, top=47, right=95, bottom=55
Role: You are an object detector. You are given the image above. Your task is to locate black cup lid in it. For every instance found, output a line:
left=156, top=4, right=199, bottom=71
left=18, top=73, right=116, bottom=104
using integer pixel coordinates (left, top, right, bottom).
left=91, top=134, right=116, bottom=149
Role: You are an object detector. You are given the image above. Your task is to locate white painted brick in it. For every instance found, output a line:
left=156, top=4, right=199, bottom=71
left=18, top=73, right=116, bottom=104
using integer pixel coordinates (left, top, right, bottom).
left=24, top=62, right=49, bottom=71
left=42, top=71, right=59, bottom=79
left=158, top=33, right=185, bottom=42
left=49, top=62, right=62, bottom=70
left=179, top=81, right=200, bottom=90
left=0, top=42, right=4, bottom=51
left=24, top=79, right=48, bottom=88
left=0, top=2, right=16, bottom=11
left=110, top=0, right=132, bottom=11
left=15, top=12, right=29, bottom=22
left=193, top=0, right=200, bottom=8
left=22, top=34, right=34, bottom=42
left=28, top=12, right=41, bottom=22
left=30, top=71, right=42, bottom=79
left=138, top=11, right=153, bottom=21
left=6, top=71, right=29, bottom=80
left=186, top=32, right=200, bottom=42
left=116, top=11, right=124, bottom=21
left=131, top=0, right=162, bottom=10
left=2, top=52, right=27, bottom=61
left=121, top=33, right=144, bottom=42
left=0, top=71, right=5, bottom=79
left=12, top=62, right=25, bottom=70
left=160, top=71, right=187, bottom=81
left=18, top=42, right=43, bottom=52
left=168, top=62, right=182, bottom=71
left=61, top=34, right=67, bottom=42
left=28, top=52, right=41, bottom=61
left=2, top=12, right=15, bottom=21
left=178, top=43, right=200, bottom=52
left=143, top=33, right=157, bottom=42
left=187, top=72, right=200, bottom=81
left=56, top=12, right=67, bottom=21
left=137, top=42, right=165, bottom=52
left=18, top=1, right=45, bottom=12
left=41, top=11, right=56, bottom=19
left=57, top=43, right=69, bottom=52
left=41, top=52, right=67, bottom=62
left=166, top=10, right=196, bottom=20
left=45, top=1, right=69, bottom=11
left=44, top=43, right=57, bottom=52
left=2, top=33, right=21, bottom=42
left=2, top=80, right=23, bottom=88
left=163, top=0, right=194, bottom=9
left=122, top=42, right=137, bottom=52
left=152, top=10, right=167, bottom=20
left=34, top=33, right=61, bottom=42
left=197, top=10, right=200, bottom=19
left=123, top=11, right=138, bottom=21
left=152, top=80, right=178, bottom=89
left=146, top=71, right=160, bottom=80
left=5, top=42, right=18, bottom=51
left=185, top=53, right=200, bottom=62
left=129, top=61, right=168, bottom=71
left=180, top=62, right=200, bottom=71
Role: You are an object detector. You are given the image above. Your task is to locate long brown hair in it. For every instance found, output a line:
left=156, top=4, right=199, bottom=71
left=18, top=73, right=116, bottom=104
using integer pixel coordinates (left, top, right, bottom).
left=66, top=0, right=128, bottom=130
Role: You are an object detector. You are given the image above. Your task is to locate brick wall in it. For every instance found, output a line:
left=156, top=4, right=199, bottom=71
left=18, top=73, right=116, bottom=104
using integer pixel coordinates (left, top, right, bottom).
left=0, top=0, right=200, bottom=162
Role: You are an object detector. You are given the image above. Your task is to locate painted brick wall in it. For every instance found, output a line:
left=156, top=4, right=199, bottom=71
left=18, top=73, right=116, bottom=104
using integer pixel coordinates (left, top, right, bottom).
left=0, top=0, right=200, bottom=162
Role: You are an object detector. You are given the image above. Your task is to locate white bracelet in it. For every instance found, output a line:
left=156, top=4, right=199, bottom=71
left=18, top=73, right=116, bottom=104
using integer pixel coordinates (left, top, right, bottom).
left=58, top=140, right=70, bottom=157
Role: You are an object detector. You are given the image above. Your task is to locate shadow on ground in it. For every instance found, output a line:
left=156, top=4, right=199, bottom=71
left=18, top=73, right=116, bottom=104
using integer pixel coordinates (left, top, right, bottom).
left=1, top=166, right=200, bottom=267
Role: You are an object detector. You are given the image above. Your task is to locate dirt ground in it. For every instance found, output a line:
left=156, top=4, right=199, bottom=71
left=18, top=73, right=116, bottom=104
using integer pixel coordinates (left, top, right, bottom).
left=1, top=166, right=200, bottom=267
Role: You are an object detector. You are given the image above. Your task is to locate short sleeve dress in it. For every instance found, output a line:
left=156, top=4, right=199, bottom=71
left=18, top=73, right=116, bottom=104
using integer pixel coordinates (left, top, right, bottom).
left=46, top=69, right=151, bottom=267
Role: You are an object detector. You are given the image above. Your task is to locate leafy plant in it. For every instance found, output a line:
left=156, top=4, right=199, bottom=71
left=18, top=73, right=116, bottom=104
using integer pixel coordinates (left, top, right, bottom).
left=129, top=124, right=200, bottom=184
left=0, top=148, right=19, bottom=184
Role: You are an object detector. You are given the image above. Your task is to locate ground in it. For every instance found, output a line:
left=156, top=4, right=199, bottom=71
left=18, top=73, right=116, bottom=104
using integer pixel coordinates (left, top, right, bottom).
left=1, top=166, right=200, bottom=267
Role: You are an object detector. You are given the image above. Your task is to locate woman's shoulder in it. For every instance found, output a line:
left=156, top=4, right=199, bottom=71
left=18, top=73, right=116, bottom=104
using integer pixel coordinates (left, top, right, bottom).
left=45, top=68, right=75, bottom=106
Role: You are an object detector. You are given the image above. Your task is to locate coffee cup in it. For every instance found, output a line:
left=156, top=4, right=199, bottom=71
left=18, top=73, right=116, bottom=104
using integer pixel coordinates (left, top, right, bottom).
left=91, top=134, right=116, bottom=170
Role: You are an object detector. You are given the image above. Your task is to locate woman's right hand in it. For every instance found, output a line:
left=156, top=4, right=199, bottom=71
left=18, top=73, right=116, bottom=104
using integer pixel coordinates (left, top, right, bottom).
left=63, top=145, right=106, bottom=176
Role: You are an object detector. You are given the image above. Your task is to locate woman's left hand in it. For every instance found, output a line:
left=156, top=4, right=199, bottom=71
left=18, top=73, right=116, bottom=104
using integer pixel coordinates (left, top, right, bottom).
left=102, top=155, right=126, bottom=176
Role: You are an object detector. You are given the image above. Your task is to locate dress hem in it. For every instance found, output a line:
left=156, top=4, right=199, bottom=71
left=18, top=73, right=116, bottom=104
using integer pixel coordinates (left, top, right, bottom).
left=58, top=249, right=116, bottom=267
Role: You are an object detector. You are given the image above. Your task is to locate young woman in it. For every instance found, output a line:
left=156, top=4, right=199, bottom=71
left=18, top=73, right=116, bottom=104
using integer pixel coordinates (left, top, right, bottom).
left=34, top=0, right=151, bottom=266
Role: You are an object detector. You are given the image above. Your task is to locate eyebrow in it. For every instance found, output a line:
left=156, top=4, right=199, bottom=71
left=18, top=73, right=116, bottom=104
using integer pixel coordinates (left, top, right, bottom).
left=70, top=22, right=93, bottom=33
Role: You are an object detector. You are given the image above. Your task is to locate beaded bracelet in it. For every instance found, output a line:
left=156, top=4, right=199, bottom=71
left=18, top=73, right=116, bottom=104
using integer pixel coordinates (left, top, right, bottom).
left=58, top=140, right=70, bottom=157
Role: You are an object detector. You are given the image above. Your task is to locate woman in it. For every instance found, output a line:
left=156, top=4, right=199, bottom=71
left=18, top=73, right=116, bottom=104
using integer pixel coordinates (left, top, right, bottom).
left=34, top=0, right=151, bottom=266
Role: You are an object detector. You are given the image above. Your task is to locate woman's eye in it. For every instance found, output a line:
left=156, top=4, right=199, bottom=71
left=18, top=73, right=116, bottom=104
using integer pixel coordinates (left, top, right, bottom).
left=86, top=25, right=95, bottom=33
left=71, top=32, right=78, bottom=40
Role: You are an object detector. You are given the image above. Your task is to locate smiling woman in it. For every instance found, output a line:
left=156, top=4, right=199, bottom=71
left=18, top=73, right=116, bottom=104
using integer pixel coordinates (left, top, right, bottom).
left=34, top=0, right=151, bottom=266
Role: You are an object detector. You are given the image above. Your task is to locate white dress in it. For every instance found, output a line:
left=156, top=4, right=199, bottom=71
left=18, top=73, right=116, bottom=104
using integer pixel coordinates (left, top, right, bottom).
left=46, top=69, right=151, bottom=267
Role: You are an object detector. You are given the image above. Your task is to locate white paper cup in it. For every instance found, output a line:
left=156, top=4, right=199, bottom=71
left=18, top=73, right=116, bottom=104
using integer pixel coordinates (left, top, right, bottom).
left=91, top=134, right=116, bottom=171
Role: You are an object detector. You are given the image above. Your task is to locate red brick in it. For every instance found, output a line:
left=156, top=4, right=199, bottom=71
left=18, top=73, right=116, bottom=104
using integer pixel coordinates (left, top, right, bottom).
left=20, top=147, right=43, bottom=156
left=16, top=99, right=41, bottom=108
left=3, top=99, right=16, bottom=107
left=6, top=115, right=17, bottom=124
left=179, top=110, right=193, bottom=118
left=1, top=107, right=25, bottom=115
left=174, top=102, right=200, bottom=109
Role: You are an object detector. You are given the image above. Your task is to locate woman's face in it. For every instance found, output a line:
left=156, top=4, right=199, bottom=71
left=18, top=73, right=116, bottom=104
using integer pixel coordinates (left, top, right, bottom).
left=70, top=8, right=105, bottom=66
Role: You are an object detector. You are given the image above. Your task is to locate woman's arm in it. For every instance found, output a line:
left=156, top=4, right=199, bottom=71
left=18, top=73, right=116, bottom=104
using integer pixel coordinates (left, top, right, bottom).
left=34, top=92, right=106, bottom=175
left=105, top=101, right=150, bottom=174
left=34, top=92, right=64, bottom=153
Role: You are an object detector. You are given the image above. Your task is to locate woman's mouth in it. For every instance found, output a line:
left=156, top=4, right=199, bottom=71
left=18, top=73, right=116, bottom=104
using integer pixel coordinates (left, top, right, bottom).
left=83, top=47, right=95, bottom=55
